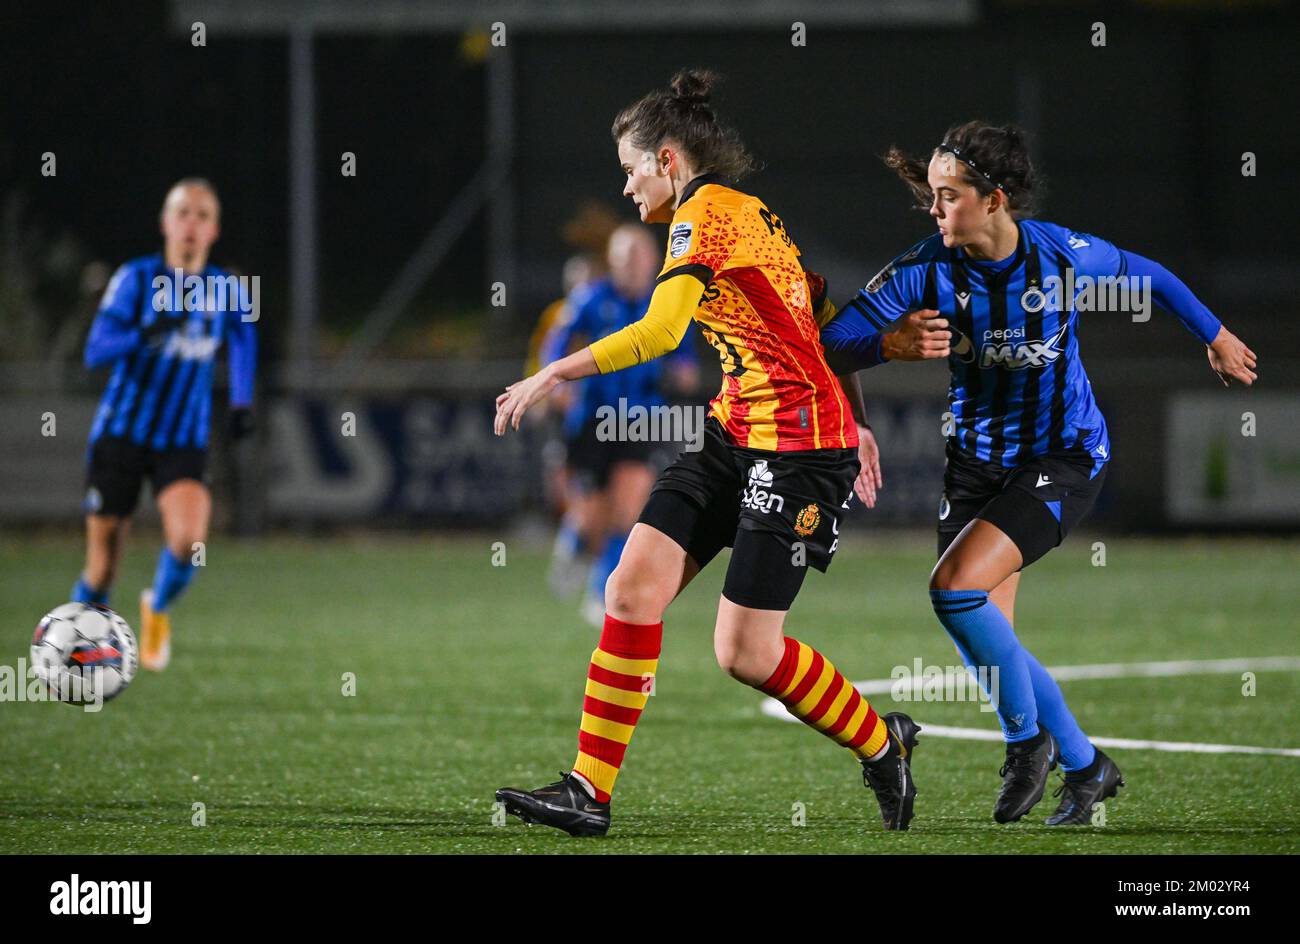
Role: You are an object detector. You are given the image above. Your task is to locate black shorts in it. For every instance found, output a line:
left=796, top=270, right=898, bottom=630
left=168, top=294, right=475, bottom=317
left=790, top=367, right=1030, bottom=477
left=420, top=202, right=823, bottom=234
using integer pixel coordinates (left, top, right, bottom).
left=937, top=441, right=1107, bottom=568
left=83, top=436, right=209, bottom=517
left=564, top=420, right=665, bottom=492
left=638, top=417, right=859, bottom=610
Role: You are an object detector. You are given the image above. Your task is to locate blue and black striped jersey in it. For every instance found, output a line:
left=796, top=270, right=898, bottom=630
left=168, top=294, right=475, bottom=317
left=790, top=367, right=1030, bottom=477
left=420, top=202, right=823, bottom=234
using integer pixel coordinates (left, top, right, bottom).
left=85, top=254, right=257, bottom=451
left=837, top=220, right=1120, bottom=470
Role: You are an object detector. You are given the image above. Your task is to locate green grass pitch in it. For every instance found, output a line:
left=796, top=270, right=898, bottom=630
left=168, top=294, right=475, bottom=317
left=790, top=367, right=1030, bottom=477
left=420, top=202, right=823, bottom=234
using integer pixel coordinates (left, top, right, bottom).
left=1, top=531, right=1297, bottom=854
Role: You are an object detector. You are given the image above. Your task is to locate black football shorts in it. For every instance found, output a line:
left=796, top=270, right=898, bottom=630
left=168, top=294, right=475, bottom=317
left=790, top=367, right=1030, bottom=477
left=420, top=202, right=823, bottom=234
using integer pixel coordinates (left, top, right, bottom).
left=564, top=419, right=667, bottom=493
left=638, top=417, right=859, bottom=610
left=936, top=440, right=1107, bottom=568
left=84, top=435, right=209, bottom=517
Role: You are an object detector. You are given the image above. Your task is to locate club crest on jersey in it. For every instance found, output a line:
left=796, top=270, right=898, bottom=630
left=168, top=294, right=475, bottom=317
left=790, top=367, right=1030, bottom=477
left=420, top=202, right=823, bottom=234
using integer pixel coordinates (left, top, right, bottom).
left=980, top=323, right=1068, bottom=370
left=669, top=222, right=693, bottom=259
left=793, top=503, right=821, bottom=537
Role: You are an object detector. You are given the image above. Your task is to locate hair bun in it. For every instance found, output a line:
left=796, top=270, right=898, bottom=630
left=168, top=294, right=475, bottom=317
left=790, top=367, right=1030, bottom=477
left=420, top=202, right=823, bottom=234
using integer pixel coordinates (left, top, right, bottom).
left=670, top=68, right=715, bottom=106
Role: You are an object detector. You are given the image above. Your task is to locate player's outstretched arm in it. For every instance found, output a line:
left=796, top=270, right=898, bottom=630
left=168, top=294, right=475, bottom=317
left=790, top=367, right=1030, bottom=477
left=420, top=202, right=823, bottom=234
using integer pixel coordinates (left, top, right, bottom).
left=821, top=305, right=950, bottom=374
left=1121, top=250, right=1257, bottom=387
left=494, top=272, right=700, bottom=435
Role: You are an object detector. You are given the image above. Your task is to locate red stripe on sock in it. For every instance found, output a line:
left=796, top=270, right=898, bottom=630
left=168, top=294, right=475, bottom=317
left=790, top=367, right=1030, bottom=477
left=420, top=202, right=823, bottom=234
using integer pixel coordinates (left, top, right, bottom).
left=582, top=695, right=643, bottom=727
left=577, top=730, right=630, bottom=767
left=805, top=672, right=845, bottom=726
left=846, top=705, right=882, bottom=750
left=784, top=649, right=825, bottom=706
left=824, top=687, right=862, bottom=738
left=587, top=662, right=651, bottom=692
left=760, top=637, right=800, bottom=695
left=598, top=614, right=662, bottom=659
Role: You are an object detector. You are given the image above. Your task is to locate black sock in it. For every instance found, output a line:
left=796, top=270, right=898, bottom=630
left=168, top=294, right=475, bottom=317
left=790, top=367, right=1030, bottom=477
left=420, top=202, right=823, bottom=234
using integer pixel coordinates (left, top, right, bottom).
left=1011, top=728, right=1047, bottom=752
left=1066, top=749, right=1103, bottom=782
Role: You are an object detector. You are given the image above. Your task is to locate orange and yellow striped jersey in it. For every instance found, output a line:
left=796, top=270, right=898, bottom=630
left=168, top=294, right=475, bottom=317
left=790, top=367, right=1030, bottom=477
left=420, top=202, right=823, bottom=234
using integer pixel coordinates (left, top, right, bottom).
left=658, top=174, right=856, bottom=452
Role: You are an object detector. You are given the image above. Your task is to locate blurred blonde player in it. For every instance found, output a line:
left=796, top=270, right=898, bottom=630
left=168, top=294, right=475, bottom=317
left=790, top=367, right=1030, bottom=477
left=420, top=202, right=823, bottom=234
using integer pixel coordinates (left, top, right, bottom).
left=75, top=179, right=257, bottom=670
left=542, top=225, right=699, bottom=624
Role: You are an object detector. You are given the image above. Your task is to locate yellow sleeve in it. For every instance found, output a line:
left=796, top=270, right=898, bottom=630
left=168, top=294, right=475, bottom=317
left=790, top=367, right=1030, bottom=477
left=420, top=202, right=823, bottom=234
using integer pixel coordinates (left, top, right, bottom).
left=587, top=273, right=703, bottom=374
left=814, top=295, right=839, bottom=329
left=804, top=269, right=839, bottom=328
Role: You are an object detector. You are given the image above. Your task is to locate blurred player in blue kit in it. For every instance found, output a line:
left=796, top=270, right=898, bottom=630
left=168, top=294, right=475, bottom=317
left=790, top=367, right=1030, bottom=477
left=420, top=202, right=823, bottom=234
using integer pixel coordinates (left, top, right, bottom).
left=542, top=223, right=699, bottom=625
left=74, top=179, right=257, bottom=671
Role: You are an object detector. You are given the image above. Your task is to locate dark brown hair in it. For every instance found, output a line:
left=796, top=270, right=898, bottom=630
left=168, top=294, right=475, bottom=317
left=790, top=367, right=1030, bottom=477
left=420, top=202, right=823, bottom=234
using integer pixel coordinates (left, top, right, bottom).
left=884, top=120, right=1042, bottom=217
left=612, top=69, right=756, bottom=181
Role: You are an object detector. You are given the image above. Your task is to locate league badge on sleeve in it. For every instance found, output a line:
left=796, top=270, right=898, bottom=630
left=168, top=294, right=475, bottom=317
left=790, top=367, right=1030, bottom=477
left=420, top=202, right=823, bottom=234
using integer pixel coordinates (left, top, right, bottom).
left=865, top=263, right=895, bottom=294
left=669, top=222, right=694, bottom=259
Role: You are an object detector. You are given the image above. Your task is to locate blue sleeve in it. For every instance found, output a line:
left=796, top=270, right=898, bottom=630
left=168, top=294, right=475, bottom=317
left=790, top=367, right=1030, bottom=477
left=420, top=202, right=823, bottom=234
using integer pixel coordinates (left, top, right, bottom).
left=540, top=300, right=581, bottom=366
left=817, top=249, right=928, bottom=374
left=1064, top=230, right=1125, bottom=282
left=1119, top=250, right=1222, bottom=345
left=226, top=304, right=257, bottom=408
left=844, top=251, right=929, bottom=333
left=820, top=303, right=888, bottom=374
left=84, top=264, right=143, bottom=369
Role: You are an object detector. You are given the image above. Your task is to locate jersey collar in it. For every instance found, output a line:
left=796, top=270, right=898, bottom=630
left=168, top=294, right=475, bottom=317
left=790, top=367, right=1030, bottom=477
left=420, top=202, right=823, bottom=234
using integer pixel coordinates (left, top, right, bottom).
left=956, top=220, right=1033, bottom=284
left=677, top=172, right=726, bottom=209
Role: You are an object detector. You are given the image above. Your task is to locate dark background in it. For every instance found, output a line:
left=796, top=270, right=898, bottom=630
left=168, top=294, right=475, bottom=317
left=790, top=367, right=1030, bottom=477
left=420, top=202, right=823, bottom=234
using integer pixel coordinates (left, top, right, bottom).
left=0, top=0, right=1295, bottom=531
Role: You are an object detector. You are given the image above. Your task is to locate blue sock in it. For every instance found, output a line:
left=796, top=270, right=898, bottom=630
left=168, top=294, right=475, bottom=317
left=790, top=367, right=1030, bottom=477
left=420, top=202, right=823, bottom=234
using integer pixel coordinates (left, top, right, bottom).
left=151, top=548, right=196, bottom=613
left=1023, top=650, right=1095, bottom=771
left=588, top=532, right=627, bottom=603
left=72, top=576, right=110, bottom=606
left=555, top=520, right=583, bottom=558
left=930, top=589, right=1039, bottom=742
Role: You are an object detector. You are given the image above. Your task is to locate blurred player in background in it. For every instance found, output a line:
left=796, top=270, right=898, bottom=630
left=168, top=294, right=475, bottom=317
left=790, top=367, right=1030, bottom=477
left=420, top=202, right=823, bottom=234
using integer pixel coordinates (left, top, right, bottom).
left=494, top=70, right=918, bottom=837
left=74, top=178, right=257, bottom=671
left=542, top=223, right=700, bottom=626
left=821, top=121, right=1258, bottom=825
left=527, top=253, right=597, bottom=555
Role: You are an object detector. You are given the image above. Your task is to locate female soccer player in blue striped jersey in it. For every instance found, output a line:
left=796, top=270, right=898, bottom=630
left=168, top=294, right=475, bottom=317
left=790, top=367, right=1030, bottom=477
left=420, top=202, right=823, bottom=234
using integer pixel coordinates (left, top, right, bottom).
left=821, top=121, right=1257, bottom=825
left=75, top=179, right=257, bottom=671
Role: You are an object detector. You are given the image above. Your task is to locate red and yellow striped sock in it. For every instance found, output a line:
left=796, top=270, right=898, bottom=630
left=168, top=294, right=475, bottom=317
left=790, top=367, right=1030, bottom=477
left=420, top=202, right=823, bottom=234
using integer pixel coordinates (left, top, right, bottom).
left=571, top=614, right=661, bottom=803
left=758, top=636, right=891, bottom=762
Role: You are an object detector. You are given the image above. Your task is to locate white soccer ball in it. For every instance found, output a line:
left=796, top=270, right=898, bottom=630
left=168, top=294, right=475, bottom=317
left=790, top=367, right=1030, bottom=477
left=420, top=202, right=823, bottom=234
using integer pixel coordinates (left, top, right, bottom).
left=30, top=602, right=139, bottom=705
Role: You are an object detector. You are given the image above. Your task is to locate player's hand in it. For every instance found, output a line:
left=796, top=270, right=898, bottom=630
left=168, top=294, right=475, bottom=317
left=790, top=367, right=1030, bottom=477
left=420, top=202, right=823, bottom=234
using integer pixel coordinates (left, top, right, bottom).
left=229, top=407, right=255, bottom=441
left=882, top=310, right=950, bottom=361
left=1207, top=327, right=1257, bottom=387
left=494, top=367, right=561, bottom=435
left=854, top=424, right=883, bottom=509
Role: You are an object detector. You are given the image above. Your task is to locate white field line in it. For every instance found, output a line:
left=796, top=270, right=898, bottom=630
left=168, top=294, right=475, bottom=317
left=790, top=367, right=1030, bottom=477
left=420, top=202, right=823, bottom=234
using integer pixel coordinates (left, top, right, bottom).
left=759, top=655, right=1300, bottom=757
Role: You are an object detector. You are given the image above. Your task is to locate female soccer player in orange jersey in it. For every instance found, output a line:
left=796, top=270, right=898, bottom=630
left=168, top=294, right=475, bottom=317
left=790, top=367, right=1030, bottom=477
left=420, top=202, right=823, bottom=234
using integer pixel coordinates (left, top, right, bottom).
left=493, top=70, right=921, bottom=835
